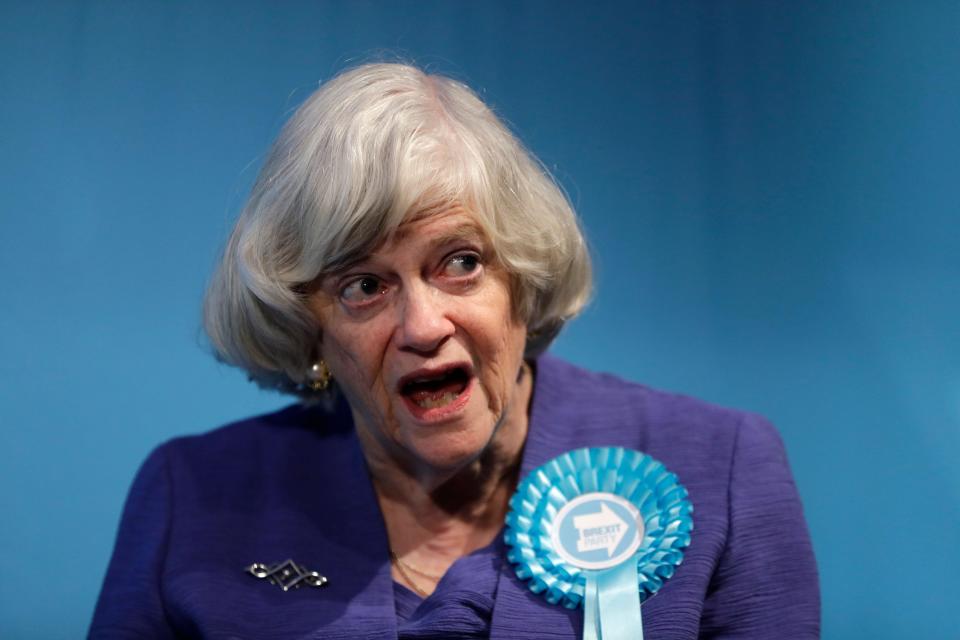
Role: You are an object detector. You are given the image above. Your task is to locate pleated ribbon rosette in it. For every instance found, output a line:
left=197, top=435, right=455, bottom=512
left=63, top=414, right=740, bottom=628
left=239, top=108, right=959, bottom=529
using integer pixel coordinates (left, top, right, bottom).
left=504, top=447, right=693, bottom=640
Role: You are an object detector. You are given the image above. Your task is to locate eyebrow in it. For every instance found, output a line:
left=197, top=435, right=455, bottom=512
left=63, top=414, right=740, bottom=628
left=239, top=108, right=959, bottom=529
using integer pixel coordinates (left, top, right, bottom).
left=419, top=223, right=487, bottom=248
left=389, top=215, right=487, bottom=245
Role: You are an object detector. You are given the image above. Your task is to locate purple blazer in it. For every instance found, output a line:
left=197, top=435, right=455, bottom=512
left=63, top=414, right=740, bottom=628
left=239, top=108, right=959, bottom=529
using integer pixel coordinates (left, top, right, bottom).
left=90, top=355, right=819, bottom=638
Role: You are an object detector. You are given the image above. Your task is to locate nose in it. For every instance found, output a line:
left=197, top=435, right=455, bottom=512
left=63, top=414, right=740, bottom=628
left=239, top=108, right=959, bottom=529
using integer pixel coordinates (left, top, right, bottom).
left=395, top=281, right=455, bottom=354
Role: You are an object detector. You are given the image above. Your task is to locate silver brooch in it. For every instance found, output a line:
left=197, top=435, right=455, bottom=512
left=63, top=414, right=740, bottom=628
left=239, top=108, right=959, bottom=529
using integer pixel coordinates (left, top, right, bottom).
left=246, top=559, right=328, bottom=591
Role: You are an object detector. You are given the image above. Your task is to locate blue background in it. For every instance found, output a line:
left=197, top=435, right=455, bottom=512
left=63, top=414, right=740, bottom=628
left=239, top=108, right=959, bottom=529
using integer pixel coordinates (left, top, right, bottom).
left=2, top=2, right=957, bottom=637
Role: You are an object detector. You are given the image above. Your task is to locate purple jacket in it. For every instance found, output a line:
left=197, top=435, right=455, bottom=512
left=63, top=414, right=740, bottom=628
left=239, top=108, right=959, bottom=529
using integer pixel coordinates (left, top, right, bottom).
left=90, top=355, right=819, bottom=638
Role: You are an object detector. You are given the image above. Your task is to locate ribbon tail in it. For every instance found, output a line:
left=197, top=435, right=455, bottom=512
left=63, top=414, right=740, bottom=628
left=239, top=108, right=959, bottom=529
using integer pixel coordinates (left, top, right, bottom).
left=595, top=557, right=644, bottom=640
left=583, top=573, right=599, bottom=640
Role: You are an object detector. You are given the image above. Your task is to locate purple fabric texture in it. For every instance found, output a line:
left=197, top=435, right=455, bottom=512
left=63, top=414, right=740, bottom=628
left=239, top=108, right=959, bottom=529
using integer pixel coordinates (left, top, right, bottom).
left=392, top=536, right=502, bottom=638
left=90, top=355, right=819, bottom=639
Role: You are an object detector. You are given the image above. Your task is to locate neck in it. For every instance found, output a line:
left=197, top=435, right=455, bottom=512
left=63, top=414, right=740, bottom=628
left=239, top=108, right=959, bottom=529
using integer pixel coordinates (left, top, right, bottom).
left=364, top=361, right=534, bottom=584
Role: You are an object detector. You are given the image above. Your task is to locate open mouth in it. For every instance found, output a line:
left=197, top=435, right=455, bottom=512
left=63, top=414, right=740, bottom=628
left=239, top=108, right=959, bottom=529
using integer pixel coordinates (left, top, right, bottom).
left=399, top=365, right=472, bottom=411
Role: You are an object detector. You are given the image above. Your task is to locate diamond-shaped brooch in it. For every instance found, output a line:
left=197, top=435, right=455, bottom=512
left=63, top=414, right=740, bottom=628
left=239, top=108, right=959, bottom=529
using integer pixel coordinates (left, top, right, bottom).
left=246, top=559, right=328, bottom=591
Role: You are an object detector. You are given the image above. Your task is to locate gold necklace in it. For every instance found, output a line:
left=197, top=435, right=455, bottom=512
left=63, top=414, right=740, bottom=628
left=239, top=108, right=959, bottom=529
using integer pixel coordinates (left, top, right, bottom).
left=389, top=551, right=441, bottom=597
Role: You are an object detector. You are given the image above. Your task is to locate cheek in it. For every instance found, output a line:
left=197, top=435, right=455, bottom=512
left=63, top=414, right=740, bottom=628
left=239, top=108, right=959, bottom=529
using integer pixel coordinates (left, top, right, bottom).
left=324, top=336, right=398, bottom=438
left=320, top=322, right=387, bottom=399
left=475, top=309, right=528, bottom=405
left=331, top=350, right=375, bottom=398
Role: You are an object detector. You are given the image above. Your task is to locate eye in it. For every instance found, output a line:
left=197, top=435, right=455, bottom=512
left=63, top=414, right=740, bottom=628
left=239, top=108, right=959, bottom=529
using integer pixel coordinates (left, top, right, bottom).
left=442, top=252, right=482, bottom=278
left=340, top=275, right=386, bottom=304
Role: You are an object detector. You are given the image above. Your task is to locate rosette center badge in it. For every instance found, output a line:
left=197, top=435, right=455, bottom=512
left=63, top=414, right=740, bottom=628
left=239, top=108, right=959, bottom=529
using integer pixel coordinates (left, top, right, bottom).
left=552, top=493, right=644, bottom=570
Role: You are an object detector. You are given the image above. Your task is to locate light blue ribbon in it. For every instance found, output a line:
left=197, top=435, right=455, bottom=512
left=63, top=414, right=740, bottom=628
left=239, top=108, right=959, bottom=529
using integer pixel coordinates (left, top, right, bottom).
left=584, top=557, right=644, bottom=640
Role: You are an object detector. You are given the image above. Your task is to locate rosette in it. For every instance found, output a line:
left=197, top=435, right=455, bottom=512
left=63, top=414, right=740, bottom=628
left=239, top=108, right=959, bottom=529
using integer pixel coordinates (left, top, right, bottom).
left=504, top=447, right=693, bottom=640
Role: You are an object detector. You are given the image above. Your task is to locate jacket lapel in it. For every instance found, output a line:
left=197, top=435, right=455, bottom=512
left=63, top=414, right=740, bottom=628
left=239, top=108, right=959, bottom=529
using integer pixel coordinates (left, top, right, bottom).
left=296, top=403, right=399, bottom=640
left=491, top=356, right=584, bottom=639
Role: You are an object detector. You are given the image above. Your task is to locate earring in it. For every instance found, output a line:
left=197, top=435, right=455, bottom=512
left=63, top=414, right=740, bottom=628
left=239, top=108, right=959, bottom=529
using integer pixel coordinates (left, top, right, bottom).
left=307, top=361, right=332, bottom=391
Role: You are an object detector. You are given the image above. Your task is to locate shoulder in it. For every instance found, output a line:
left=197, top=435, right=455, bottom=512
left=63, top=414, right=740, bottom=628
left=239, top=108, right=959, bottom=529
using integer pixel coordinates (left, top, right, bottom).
left=535, top=354, right=773, bottom=460
left=531, top=355, right=791, bottom=514
left=149, top=400, right=356, bottom=501
left=162, top=400, right=348, bottom=454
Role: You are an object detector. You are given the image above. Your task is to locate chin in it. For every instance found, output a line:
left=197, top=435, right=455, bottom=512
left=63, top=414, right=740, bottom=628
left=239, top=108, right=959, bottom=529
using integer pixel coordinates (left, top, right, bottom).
left=400, top=422, right=495, bottom=475
left=391, top=376, right=503, bottom=473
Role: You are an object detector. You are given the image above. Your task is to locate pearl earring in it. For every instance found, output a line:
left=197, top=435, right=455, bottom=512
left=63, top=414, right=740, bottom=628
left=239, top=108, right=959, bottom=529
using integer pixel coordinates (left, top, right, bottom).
left=307, top=361, right=332, bottom=391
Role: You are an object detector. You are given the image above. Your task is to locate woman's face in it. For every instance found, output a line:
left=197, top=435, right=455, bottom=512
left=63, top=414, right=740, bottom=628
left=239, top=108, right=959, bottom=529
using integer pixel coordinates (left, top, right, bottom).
left=308, top=205, right=529, bottom=476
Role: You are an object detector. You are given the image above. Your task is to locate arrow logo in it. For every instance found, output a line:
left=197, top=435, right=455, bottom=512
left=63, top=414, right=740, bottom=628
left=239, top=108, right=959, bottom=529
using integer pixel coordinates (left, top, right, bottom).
left=572, top=502, right=628, bottom=557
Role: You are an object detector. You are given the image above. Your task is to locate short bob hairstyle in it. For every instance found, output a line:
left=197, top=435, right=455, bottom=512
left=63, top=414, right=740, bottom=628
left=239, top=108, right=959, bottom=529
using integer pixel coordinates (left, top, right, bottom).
left=204, top=63, right=592, bottom=397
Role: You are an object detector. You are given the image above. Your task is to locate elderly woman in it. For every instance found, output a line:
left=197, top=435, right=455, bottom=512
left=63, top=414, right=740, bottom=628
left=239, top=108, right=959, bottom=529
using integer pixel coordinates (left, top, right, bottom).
left=91, top=64, right=819, bottom=639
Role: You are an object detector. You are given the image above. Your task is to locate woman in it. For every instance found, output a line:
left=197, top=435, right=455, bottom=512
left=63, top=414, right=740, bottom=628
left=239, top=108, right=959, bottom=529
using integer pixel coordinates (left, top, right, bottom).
left=91, top=63, right=819, bottom=639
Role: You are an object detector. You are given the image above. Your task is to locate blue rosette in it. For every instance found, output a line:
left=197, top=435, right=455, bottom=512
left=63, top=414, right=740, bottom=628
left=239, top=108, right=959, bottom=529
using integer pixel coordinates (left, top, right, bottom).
left=504, top=447, right=693, bottom=640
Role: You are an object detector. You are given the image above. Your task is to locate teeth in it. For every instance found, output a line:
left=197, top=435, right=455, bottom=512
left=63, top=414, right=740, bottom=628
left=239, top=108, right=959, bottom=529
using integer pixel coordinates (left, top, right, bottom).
left=415, top=392, right=459, bottom=409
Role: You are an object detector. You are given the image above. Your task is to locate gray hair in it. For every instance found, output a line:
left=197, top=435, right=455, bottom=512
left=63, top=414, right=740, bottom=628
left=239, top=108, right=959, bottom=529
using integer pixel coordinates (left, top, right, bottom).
left=203, top=63, right=592, bottom=397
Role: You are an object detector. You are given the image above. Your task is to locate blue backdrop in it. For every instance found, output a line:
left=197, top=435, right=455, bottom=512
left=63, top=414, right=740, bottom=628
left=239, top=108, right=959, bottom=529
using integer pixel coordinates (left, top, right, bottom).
left=2, top=2, right=957, bottom=638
